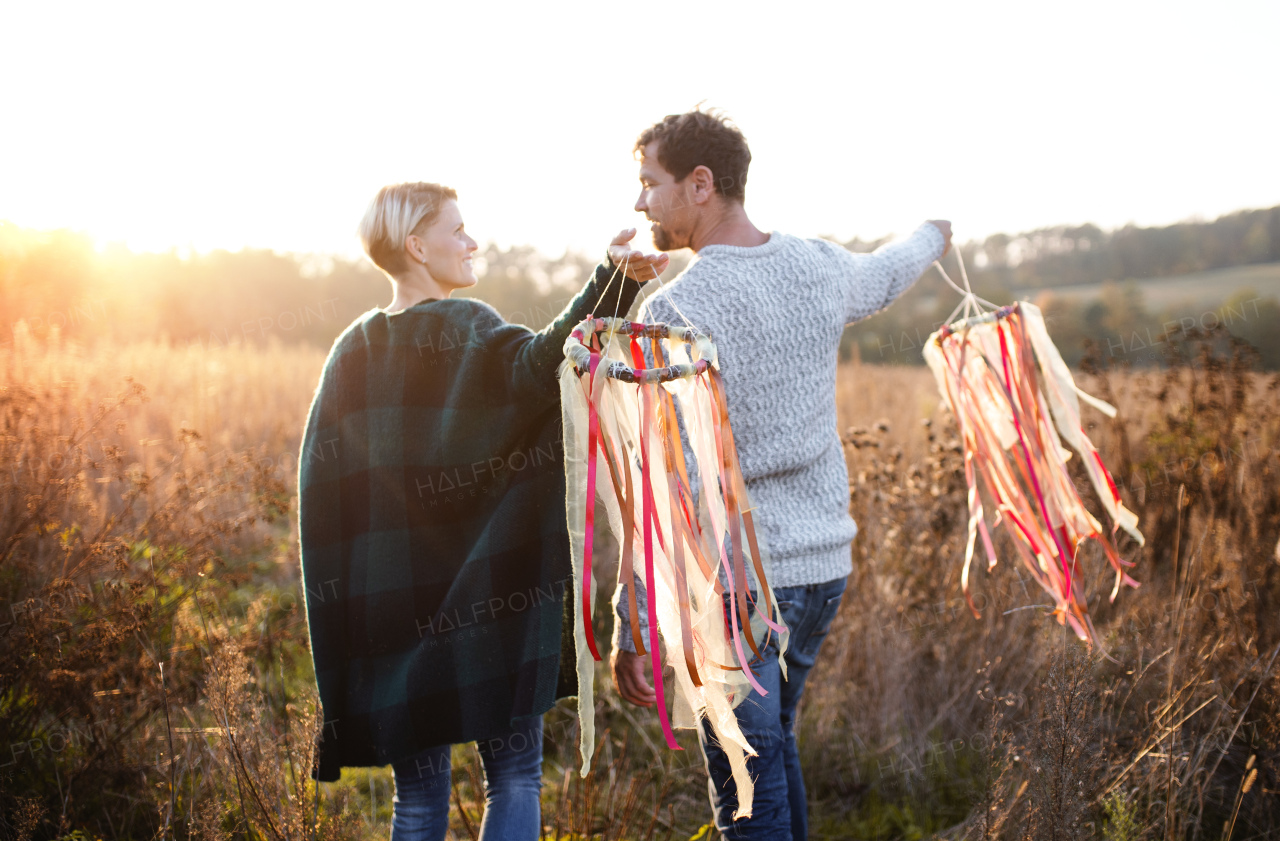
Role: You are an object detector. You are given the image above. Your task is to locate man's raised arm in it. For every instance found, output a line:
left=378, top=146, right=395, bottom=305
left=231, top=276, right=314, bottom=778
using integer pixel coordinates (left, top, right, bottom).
left=842, top=220, right=952, bottom=324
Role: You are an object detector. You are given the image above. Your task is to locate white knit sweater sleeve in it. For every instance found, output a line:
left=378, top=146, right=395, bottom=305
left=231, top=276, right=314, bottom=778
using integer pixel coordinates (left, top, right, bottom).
left=830, top=222, right=946, bottom=324
left=612, top=571, right=648, bottom=654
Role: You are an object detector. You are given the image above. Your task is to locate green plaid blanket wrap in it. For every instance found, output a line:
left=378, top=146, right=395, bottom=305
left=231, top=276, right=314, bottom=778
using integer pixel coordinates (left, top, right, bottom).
left=299, top=263, right=640, bottom=780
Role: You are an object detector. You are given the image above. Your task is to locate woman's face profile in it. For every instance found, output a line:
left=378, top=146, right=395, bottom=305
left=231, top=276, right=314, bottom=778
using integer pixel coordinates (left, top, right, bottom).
left=412, top=199, right=479, bottom=291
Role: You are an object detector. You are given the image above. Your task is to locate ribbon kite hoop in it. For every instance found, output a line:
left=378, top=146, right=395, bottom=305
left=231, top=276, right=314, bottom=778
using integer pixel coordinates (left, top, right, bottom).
left=923, top=276, right=1144, bottom=646
left=558, top=315, right=786, bottom=820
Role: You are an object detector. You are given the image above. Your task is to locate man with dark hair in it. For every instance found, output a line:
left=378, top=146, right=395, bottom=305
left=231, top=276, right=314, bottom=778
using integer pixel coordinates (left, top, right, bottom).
left=635, top=110, right=752, bottom=208
left=610, top=108, right=951, bottom=840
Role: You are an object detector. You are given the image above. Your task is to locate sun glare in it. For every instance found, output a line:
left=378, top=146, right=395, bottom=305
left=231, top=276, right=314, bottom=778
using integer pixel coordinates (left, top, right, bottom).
left=1, top=2, right=1277, bottom=257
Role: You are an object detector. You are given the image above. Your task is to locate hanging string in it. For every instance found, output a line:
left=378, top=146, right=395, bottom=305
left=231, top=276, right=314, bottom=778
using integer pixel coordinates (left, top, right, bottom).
left=610, top=254, right=632, bottom=324
left=934, top=246, right=999, bottom=327
left=590, top=239, right=700, bottom=334
left=651, top=273, right=699, bottom=334
left=589, top=247, right=702, bottom=374
left=590, top=253, right=631, bottom=317
left=583, top=254, right=635, bottom=357
left=636, top=248, right=698, bottom=334
left=587, top=250, right=694, bottom=343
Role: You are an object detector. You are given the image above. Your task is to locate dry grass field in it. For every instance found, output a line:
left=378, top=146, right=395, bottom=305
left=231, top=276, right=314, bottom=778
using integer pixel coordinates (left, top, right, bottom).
left=2, top=324, right=1279, bottom=839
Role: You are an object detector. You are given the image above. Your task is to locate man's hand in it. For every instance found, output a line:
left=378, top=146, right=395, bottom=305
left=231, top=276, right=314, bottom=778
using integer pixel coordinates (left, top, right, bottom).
left=611, top=648, right=656, bottom=707
left=928, top=220, right=953, bottom=257
left=608, top=228, right=670, bottom=283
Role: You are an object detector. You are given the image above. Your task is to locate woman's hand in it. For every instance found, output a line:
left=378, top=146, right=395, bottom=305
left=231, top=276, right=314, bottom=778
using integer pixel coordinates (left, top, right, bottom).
left=608, top=228, right=670, bottom=283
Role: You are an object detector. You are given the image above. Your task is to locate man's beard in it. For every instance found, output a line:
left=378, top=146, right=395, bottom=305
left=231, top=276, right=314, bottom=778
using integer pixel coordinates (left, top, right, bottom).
left=651, top=222, right=678, bottom=252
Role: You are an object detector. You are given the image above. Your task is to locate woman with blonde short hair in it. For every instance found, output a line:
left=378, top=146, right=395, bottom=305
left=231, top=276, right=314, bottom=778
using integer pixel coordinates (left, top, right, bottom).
left=299, top=182, right=667, bottom=840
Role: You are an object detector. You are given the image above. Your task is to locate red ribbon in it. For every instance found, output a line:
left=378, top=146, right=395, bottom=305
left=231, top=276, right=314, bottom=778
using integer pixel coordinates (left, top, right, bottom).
left=630, top=337, right=681, bottom=751
left=582, top=353, right=603, bottom=662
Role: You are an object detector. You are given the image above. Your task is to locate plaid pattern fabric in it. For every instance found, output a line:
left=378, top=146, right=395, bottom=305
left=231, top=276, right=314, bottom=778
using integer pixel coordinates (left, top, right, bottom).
left=299, top=263, right=640, bottom=780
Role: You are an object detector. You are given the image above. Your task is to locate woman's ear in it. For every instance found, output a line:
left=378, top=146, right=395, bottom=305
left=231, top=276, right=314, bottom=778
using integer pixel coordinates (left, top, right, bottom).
left=404, top=233, right=427, bottom=265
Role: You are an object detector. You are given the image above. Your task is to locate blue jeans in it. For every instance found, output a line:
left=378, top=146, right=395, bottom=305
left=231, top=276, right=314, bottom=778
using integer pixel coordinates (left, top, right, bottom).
left=699, top=577, right=847, bottom=840
left=390, top=715, right=543, bottom=841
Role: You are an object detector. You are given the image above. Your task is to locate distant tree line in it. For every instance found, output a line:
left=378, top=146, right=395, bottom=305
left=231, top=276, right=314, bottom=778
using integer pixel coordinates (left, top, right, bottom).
left=841, top=276, right=1280, bottom=370
left=838, top=205, right=1280, bottom=369
left=0, top=228, right=615, bottom=351
left=2, top=205, right=1277, bottom=367
left=951, top=205, right=1280, bottom=289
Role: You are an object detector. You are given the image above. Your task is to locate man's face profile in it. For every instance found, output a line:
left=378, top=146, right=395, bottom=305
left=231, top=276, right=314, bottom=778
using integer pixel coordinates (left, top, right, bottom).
left=634, top=141, right=696, bottom=252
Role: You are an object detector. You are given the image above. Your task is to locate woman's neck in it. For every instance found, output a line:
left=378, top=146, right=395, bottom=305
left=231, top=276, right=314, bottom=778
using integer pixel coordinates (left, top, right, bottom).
left=386, top=270, right=449, bottom=313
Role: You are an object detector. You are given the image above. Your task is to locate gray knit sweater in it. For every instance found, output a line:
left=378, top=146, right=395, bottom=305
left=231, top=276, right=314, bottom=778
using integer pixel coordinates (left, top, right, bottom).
left=612, top=222, right=946, bottom=653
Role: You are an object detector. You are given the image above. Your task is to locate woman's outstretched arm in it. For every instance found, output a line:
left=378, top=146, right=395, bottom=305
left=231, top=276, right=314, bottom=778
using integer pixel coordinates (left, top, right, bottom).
left=504, top=228, right=667, bottom=401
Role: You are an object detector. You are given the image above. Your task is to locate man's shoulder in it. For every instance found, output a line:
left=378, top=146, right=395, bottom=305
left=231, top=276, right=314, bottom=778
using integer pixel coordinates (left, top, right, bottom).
left=699, top=232, right=855, bottom=265
left=643, top=234, right=853, bottom=298
left=798, top=235, right=860, bottom=264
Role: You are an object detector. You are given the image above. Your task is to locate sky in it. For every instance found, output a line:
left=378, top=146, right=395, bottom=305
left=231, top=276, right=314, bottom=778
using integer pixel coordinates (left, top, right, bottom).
left=2, top=0, right=1278, bottom=260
